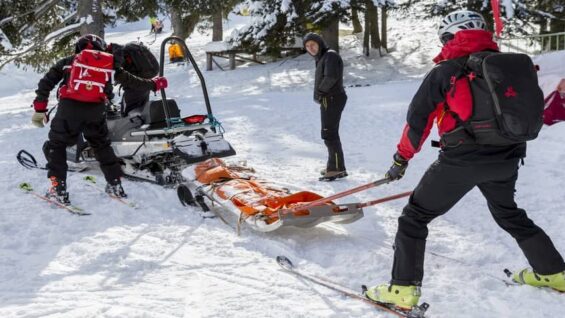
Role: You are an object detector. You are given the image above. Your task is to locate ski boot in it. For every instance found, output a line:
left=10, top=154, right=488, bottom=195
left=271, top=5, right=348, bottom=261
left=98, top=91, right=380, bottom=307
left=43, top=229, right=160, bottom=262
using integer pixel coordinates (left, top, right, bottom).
left=46, top=176, right=71, bottom=205
left=105, top=178, right=128, bottom=198
left=364, top=283, right=421, bottom=310
left=319, top=170, right=348, bottom=182
left=512, top=268, right=565, bottom=292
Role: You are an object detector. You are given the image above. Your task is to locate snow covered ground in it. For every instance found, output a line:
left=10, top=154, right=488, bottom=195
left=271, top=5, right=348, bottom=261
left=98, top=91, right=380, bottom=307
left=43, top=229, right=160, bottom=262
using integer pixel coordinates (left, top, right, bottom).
left=1, top=14, right=565, bottom=318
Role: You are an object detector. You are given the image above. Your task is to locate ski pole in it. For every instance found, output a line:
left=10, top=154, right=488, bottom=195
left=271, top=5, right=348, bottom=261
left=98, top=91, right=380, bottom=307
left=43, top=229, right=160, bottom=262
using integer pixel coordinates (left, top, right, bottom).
left=280, top=177, right=392, bottom=215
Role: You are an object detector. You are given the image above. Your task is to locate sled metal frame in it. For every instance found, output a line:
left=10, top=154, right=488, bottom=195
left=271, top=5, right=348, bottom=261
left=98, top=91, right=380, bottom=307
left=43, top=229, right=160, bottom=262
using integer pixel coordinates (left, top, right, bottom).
left=278, top=203, right=364, bottom=228
left=159, top=36, right=214, bottom=130
left=129, top=123, right=213, bottom=137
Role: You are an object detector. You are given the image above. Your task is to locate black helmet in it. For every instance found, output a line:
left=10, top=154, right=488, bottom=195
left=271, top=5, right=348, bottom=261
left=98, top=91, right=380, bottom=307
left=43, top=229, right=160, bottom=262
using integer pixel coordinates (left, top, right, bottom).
left=75, top=34, right=107, bottom=53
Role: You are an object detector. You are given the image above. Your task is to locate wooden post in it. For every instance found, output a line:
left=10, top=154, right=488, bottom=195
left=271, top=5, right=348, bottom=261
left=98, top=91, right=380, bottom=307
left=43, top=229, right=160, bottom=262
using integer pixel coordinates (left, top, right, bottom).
left=206, top=53, right=213, bottom=71
left=229, top=52, right=236, bottom=70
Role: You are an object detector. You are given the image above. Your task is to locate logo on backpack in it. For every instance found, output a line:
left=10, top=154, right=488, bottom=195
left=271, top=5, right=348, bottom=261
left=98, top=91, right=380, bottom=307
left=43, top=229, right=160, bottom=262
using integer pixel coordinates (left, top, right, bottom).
left=441, top=51, right=544, bottom=146
left=58, top=49, right=114, bottom=103
left=504, top=86, right=517, bottom=98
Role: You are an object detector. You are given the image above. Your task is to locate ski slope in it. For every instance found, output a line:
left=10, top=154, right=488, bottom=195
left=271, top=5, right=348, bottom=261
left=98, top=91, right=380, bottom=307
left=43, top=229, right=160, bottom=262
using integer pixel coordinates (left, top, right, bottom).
left=1, top=15, right=565, bottom=318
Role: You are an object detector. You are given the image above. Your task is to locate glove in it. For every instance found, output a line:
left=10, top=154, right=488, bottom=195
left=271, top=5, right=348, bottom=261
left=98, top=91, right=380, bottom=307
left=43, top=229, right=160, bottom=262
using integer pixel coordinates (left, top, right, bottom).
left=152, top=76, right=168, bottom=91
left=31, top=111, right=47, bottom=128
left=386, top=152, right=409, bottom=180
left=33, top=99, right=48, bottom=112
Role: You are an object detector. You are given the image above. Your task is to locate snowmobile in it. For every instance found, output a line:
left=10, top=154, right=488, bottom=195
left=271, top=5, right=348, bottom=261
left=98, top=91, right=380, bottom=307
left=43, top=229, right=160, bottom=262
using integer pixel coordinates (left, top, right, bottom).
left=67, top=37, right=236, bottom=185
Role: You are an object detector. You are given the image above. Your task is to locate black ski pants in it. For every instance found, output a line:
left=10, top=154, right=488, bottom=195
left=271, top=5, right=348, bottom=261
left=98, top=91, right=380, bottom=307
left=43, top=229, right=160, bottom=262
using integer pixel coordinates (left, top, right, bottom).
left=46, top=100, right=123, bottom=183
left=391, top=158, right=565, bottom=286
left=320, top=93, right=347, bottom=172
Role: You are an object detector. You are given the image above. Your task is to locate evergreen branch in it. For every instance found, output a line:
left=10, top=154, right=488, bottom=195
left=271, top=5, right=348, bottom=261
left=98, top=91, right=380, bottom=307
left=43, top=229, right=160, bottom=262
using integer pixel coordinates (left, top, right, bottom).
left=0, top=14, right=84, bottom=69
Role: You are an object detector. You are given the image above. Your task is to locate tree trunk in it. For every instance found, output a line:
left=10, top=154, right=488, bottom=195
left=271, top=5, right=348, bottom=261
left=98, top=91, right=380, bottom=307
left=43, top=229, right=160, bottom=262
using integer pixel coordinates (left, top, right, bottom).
left=368, top=1, right=380, bottom=50
left=381, top=6, right=388, bottom=52
left=170, top=8, right=187, bottom=39
left=78, top=0, right=104, bottom=37
left=351, top=1, right=363, bottom=34
left=212, top=9, right=223, bottom=41
left=170, top=7, right=200, bottom=40
left=321, top=17, right=339, bottom=52
left=363, top=4, right=370, bottom=56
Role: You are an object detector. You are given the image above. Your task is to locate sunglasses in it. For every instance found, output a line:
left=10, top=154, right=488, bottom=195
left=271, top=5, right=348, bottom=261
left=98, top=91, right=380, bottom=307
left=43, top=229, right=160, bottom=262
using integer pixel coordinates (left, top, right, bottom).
left=440, top=33, right=455, bottom=45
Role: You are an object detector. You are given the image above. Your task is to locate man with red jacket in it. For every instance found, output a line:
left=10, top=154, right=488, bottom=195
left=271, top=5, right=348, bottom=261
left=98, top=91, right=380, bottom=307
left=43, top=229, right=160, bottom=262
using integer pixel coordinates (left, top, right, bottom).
left=31, top=34, right=168, bottom=204
left=364, top=11, right=565, bottom=309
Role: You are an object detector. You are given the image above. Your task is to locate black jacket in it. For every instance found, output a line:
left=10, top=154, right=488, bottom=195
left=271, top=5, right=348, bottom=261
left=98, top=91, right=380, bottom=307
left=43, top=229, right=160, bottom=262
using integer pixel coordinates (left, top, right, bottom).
left=35, top=54, right=155, bottom=104
left=303, top=34, right=345, bottom=103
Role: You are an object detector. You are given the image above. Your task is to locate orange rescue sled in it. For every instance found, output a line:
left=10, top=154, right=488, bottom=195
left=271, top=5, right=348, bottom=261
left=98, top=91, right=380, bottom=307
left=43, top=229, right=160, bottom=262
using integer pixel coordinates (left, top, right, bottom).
left=179, top=158, right=363, bottom=232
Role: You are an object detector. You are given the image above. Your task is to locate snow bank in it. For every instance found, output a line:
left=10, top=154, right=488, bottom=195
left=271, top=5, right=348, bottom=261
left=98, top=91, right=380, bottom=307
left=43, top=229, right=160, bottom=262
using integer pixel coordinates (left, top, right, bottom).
left=534, top=50, right=565, bottom=96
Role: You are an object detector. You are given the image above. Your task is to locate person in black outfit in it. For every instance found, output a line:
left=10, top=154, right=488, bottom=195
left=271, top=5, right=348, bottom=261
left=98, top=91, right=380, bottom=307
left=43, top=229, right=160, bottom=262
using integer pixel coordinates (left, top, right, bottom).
left=364, top=10, right=565, bottom=308
left=303, top=33, right=347, bottom=181
left=31, top=34, right=168, bottom=204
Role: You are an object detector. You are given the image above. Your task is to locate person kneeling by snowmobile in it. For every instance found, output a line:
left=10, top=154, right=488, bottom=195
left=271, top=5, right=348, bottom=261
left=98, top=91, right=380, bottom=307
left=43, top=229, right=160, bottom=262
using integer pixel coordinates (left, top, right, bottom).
left=31, top=34, right=168, bottom=204
left=364, top=11, right=565, bottom=310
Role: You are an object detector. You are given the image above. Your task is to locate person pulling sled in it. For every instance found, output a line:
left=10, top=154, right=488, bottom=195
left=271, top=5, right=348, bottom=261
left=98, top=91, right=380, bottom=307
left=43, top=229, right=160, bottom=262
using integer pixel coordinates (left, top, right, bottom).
left=31, top=34, right=168, bottom=205
left=364, top=10, right=565, bottom=310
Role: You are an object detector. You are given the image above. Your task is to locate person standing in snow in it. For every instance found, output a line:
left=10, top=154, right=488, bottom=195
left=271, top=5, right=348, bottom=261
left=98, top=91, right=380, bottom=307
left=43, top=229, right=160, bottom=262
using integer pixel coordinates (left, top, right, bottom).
left=31, top=34, right=168, bottom=204
left=364, top=10, right=565, bottom=309
left=303, top=33, right=348, bottom=181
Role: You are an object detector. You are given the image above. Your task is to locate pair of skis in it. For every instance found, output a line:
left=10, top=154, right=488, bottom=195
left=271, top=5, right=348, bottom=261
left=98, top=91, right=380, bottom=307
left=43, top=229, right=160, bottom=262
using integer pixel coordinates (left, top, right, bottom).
left=17, top=150, right=137, bottom=214
left=19, top=176, right=137, bottom=215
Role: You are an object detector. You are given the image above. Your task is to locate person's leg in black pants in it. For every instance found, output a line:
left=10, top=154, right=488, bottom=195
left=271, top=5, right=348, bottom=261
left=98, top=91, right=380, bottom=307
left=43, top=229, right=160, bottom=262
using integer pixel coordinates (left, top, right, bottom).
left=478, top=165, right=565, bottom=275
left=391, top=160, right=476, bottom=286
left=320, top=93, right=347, bottom=172
left=82, top=106, right=123, bottom=183
left=46, top=104, right=83, bottom=182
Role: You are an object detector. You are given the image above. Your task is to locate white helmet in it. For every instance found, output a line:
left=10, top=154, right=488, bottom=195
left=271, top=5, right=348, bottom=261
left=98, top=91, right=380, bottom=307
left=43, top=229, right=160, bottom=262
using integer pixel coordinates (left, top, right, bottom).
left=438, top=10, right=487, bottom=44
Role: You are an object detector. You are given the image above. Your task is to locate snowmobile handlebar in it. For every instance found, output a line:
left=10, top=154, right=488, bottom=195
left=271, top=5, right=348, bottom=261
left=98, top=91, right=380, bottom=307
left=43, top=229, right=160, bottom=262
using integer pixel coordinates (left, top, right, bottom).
left=279, top=177, right=393, bottom=215
left=158, top=36, right=213, bottom=129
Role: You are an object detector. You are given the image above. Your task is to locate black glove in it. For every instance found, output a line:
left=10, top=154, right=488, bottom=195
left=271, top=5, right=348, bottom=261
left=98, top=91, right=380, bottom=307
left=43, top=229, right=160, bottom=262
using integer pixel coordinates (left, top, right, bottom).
left=386, top=153, right=408, bottom=180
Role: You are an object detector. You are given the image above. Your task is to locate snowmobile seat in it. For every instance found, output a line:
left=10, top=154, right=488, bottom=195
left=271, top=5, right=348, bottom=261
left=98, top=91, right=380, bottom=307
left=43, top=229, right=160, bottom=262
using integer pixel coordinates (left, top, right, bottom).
left=141, top=99, right=182, bottom=129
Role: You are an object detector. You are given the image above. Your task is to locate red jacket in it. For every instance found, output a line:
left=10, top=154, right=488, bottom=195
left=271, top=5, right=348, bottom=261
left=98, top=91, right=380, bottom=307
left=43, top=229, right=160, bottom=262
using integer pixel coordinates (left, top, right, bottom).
left=396, top=30, right=499, bottom=160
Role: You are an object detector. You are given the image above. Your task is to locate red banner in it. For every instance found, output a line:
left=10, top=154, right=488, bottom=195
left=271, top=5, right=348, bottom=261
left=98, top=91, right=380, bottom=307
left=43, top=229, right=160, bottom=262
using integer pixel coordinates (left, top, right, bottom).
left=491, top=0, right=504, bottom=37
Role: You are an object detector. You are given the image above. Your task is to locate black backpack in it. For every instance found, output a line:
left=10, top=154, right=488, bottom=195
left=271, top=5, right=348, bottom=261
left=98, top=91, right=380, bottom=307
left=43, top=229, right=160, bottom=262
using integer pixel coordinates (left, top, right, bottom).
left=122, top=42, right=160, bottom=79
left=442, top=51, right=544, bottom=146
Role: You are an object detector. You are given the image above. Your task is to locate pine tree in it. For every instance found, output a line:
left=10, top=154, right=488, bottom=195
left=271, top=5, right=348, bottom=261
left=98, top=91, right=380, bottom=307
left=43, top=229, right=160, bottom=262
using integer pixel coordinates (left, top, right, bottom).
left=0, top=0, right=160, bottom=71
left=230, top=0, right=350, bottom=55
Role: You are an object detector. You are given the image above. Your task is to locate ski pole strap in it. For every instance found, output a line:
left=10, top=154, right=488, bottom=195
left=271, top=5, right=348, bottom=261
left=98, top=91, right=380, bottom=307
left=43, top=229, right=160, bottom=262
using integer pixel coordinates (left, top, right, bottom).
left=357, top=191, right=412, bottom=208
left=16, top=150, right=40, bottom=170
left=280, top=177, right=392, bottom=215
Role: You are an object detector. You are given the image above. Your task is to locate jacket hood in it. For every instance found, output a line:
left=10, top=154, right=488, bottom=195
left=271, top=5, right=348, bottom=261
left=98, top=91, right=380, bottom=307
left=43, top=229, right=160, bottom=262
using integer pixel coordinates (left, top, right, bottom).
left=303, top=33, right=328, bottom=59
left=433, top=30, right=499, bottom=63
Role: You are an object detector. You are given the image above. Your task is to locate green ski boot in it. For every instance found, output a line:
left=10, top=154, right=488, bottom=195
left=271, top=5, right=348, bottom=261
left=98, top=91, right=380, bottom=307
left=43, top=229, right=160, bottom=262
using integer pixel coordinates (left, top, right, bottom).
left=512, top=269, right=565, bottom=292
left=365, top=284, right=421, bottom=310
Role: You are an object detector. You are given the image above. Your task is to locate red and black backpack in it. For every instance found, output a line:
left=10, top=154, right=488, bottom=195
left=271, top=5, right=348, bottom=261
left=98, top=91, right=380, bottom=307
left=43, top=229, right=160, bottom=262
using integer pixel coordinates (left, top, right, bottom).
left=58, top=49, right=114, bottom=103
left=441, top=51, right=544, bottom=146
